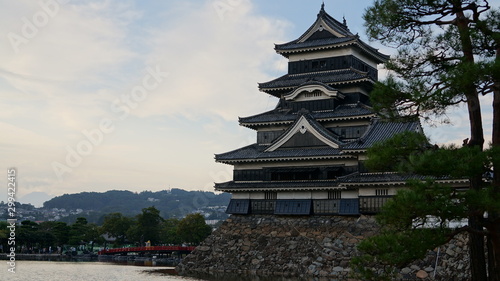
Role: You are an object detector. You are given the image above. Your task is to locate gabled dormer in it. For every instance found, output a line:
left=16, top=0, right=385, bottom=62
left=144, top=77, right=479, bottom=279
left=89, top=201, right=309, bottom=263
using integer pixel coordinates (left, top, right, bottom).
left=283, top=81, right=344, bottom=101
left=265, top=112, right=343, bottom=151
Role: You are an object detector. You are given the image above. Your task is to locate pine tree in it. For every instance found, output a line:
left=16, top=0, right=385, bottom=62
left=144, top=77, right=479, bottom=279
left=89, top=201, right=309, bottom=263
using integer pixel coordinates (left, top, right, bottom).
left=357, top=1, right=500, bottom=280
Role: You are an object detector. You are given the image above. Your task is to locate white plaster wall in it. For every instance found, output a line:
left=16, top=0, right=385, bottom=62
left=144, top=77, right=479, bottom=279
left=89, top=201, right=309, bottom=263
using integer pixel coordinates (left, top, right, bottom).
left=288, top=48, right=378, bottom=69
left=288, top=49, right=351, bottom=62
left=249, top=193, right=265, bottom=199
left=231, top=193, right=250, bottom=199
left=339, top=86, right=370, bottom=95
left=277, top=191, right=312, bottom=199
left=358, top=187, right=400, bottom=196
left=311, top=191, right=328, bottom=199
left=342, top=190, right=359, bottom=199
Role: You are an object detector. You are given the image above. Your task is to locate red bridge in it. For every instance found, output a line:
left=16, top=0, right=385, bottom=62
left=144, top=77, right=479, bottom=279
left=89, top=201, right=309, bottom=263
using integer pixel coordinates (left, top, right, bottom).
left=98, top=246, right=196, bottom=255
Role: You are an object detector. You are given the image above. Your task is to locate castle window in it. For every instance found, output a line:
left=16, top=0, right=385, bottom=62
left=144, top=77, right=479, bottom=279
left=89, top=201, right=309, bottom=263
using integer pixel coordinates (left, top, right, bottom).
left=226, top=199, right=250, bottom=214
left=251, top=200, right=275, bottom=214
left=304, top=90, right=323, bottom=98
left=359, top=197, right=391, bottom=213
left=270, top=168, right=319, bottom=181
left=275, top=200, right=311, bottom=215
left=313, top=200, right=339, bottom=214
left=375, top=189, right=389, bottom=196
left=265, top=192, right=277, bottom=200
left=312, top=60, right=327, bottom=70
left=328, top=190, right=341, bottom=199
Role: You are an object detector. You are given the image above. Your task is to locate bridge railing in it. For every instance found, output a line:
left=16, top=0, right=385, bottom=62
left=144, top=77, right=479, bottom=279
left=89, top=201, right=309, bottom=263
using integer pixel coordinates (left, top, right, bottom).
left=98, top=246, right=196, bottom=255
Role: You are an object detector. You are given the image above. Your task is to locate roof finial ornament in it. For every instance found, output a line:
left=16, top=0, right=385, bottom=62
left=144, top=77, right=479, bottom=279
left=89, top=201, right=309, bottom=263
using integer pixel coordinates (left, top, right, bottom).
left=318, top=1, right=325, bottom=16
left=343, top=14, right=347, bottom=26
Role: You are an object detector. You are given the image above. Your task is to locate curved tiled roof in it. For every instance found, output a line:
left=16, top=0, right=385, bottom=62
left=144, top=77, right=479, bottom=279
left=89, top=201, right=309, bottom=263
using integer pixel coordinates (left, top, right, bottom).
left=339, top=172, right=425, bottom=184
left=319, top=104, right=374, bottom=119
left=215, top=143, right=344, bottom=163
left=239, top=109, right=295, bottom=125
left=275, top=5, right=353, bottom=51
left=338, top=172, right=468, bottom=185
left=239, top=103, right=375, bottom=126
left=217, top=118, right=422, bottom=163
left=343, top=119, right=421, bottom=150
left=289, top=80, right=339, bottom=92
left=215, top=180, right=343, bottom=191
left=215, top=172, right=466, bottom=192
left=276, top=36, right=355, bottom=51
left=273, top=5, right=389, bottom=62
left=276, top=36, right=390, bottom=63
left=258, top=68, right=372, bottom=92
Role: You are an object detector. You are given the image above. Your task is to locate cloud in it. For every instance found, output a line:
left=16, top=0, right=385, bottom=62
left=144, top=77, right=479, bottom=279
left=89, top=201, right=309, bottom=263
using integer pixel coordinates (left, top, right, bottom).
left=0, top=0, right=144, bottom=199
left=2, top=0, right=496, bottom=207
left=132, top=0, right=288, bottom=121
left=0, top=0, right=293, bottom=202
left=423, top=93, right=494, bottom=147
left=0, top=0, right=139, bottom=132
left=0, top=0, right=146, bottom=152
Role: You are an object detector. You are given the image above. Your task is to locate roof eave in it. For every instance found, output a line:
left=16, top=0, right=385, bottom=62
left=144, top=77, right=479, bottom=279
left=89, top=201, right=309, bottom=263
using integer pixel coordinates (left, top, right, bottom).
left=240, top=114, right=375, bottom=128
left=240, top=120, right=294, bottom=128
left=276, top=40, right=390, bottom=63
left=215, top=154, right=356, bottom=164
left=259, top=77, right=374, bottom=93
left=318, top=114, right=376, bottom=122
left=340, top=178, right=469, bottom=187
left=216, top=186, right=347, bottom=192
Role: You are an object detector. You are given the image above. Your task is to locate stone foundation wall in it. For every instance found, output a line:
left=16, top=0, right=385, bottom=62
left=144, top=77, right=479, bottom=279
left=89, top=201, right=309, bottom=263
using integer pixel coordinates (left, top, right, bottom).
left=176, top=215, right=471, bottom=280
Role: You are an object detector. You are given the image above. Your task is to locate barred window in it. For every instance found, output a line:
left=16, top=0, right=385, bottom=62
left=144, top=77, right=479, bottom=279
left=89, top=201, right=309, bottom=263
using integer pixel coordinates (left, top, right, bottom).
left=251, top=200, right=275, bottom=214
left=375, top=189, right=389, bottom=196
left=328, top=190, right=341, bottom=199
left=265, top=192, right=277, bottom=200
left=359, top=197, right=391, bottom=213
left=304, top=90, right=323, bottom=98
left=313, top=200, right=339, bottom=214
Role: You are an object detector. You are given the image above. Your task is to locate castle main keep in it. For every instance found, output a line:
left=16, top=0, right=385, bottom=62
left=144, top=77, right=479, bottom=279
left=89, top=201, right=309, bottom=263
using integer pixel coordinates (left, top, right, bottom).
left=177, top=6, right=472, bottom=280
left=215, top=4, right=421, bottom=216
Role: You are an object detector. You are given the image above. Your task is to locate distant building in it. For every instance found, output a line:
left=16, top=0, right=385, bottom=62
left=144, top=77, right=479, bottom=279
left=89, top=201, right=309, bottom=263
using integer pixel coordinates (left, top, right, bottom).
left=214, top=5, right=460, bottom=216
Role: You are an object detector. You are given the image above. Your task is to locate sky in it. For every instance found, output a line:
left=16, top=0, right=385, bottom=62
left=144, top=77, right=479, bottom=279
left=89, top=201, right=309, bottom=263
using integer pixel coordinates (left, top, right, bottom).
left=1, top=0, right=499, bottom=207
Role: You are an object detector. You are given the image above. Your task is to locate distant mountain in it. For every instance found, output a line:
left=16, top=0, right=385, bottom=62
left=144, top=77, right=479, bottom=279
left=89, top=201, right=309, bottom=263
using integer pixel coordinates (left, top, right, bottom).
left=19, top=191, right=54, bottom=207
left=43, top=189, right=230, bottom=219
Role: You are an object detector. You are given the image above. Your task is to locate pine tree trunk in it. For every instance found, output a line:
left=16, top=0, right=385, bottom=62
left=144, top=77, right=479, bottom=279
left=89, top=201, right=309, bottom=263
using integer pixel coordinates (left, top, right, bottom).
left=469, top=221, right=487, bottom=281
left=463, top=48, right=488, bottom=281
left=488, top=48, right=500, bottom=281
left=453, top=4, right=490, bottom=279
left=468, top=179, right=488, bottom=281
left=464, top=70, right=487, bottom=281
left=455, top=7, right=488, bottom=280
left=487, top=222, right=500, bottom=281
